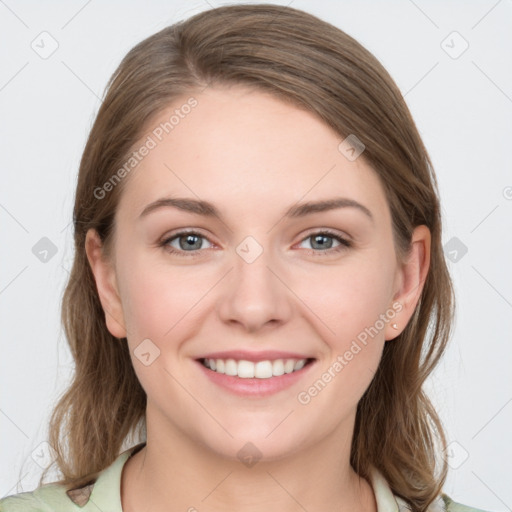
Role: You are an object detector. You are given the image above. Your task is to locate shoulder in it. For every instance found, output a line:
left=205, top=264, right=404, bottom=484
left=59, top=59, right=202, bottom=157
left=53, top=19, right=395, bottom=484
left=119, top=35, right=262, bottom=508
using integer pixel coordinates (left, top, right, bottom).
left=368, top=466, right=493, bottom=512
left=0, top=481, right=85, bottom=511
left=442, top=493, right=494, bottom=512
left=0, top=443, right=145, bottom=512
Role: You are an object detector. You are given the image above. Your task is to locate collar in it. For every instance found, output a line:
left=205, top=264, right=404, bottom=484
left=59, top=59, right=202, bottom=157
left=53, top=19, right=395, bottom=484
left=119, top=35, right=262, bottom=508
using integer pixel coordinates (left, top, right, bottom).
left=368, top=466, right=446, bottom=512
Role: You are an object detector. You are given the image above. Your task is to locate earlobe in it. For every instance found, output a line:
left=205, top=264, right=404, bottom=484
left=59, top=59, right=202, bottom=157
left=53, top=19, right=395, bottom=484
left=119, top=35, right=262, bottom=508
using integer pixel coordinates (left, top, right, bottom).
left=85, top=229, right=127, bottom=339
left=385, top=225, right=431, bottom=341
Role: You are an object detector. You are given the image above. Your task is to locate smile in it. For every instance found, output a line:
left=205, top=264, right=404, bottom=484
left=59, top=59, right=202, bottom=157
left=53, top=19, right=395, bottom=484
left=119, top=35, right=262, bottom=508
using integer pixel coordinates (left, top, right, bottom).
left=200, top=357, right=312, bottom=379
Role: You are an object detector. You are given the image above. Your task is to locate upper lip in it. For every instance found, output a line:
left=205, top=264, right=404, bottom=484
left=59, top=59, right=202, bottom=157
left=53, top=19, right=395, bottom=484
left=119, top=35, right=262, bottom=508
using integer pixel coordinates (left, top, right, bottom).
left=196, top=350, right=314, bottom=362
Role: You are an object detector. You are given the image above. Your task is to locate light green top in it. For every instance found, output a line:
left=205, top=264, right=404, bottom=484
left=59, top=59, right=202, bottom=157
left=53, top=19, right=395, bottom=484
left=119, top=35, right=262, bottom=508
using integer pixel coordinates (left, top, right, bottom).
left=0, top=443, right=491, bottom=511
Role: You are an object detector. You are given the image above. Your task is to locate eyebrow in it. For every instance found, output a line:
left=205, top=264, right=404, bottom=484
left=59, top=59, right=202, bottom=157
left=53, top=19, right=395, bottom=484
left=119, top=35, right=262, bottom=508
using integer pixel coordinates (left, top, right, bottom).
left=138, top=197, right=374, bottom=223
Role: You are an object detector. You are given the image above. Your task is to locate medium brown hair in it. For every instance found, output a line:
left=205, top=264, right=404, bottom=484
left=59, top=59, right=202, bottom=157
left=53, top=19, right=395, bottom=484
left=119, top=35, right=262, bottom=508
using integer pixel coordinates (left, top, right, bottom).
left=38, top=5, right=454, bottom=511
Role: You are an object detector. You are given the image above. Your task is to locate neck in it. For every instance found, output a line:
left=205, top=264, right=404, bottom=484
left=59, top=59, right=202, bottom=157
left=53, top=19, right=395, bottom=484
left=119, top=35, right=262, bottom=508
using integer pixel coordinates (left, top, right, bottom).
left=121, top=416, right=376, bottom=512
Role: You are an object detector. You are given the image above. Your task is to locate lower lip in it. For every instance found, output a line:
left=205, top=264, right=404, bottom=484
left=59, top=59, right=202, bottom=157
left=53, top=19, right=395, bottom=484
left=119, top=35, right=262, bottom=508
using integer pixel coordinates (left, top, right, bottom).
left=195, top=359, right=316, bottom=398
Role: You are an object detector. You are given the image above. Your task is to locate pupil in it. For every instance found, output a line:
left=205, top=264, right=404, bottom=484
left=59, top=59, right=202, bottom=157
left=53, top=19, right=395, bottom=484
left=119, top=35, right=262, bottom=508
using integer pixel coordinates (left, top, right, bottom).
left=180, top=234, right=201, bottom=250
left=312, top=234, right=332, bottom=250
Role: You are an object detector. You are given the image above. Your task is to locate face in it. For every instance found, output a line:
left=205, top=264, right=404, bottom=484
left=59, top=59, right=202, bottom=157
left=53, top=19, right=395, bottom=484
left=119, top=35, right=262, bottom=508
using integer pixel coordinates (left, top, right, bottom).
left=87, top=85, right=421, bottom=463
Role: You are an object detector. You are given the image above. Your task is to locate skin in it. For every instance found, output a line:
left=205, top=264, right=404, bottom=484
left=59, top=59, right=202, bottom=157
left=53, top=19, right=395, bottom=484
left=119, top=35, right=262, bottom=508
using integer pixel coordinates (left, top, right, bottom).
left=86, top=85, right=430, bottom=512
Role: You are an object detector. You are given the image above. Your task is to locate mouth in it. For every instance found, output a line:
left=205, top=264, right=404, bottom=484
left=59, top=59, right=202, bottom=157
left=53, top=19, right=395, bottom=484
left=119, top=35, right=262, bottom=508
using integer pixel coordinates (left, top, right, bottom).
left=194, top=355, right=317, bottom=398
left=198, top=357, right=315, bottom=379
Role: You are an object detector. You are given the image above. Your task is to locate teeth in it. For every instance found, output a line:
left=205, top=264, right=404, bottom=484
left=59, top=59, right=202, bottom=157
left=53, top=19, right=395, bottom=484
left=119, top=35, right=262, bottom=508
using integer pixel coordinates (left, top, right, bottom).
left=272, top=359, right=284, bottom=376
left=225, top=359, right=237, bottom=376
left=294, top=359, right=306, bottom=371
left=202, top=357, right=309, bottom=379
left=255, top=361, right=272, bottom=378
left=284, top=359, right=295, bottom=373
left=215, top=359, right=224, bottom=373
left=238, top=360, right=255, bottom=378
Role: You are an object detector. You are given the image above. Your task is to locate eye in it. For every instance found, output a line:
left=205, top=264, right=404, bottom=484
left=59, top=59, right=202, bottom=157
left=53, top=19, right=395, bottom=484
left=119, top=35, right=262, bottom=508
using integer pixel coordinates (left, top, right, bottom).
left=160, top=230, right=213, bottom=257
left=159, top=229, right=351, bottom=257
left=297, top=230, right=352, bottom=255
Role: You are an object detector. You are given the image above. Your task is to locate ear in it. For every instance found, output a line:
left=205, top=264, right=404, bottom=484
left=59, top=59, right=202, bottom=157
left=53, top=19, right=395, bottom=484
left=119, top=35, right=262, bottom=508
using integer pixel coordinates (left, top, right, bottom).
left=85, top=228, right=127, bottom=339
left=385, top=225, right=431, bottom=341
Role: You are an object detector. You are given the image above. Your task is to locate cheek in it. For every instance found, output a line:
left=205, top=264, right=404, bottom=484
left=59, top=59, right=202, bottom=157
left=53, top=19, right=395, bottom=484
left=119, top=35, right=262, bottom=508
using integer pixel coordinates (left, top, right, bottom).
left=117, top=255, right=211, bottom=396
left=293, top=260, right=394, bottom=412
left=297, top=254, right=396, bottom=344
left=118, top=252, right=215, bottom=340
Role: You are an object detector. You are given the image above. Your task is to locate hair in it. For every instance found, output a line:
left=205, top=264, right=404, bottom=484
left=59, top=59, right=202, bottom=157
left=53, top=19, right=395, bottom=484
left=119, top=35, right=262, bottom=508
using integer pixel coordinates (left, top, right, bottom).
left=38, top=5, right=455, bottom=511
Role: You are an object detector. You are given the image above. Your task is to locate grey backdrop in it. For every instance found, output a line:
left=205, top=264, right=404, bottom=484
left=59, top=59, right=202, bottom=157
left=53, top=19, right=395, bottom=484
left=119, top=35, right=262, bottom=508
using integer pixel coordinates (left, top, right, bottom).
left=1, top=1, right=511, bottom=510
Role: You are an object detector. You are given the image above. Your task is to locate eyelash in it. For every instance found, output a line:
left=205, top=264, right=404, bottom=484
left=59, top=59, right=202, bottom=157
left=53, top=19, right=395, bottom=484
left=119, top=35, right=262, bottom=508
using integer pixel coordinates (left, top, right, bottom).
left=159, top=229, right=352, bottom=258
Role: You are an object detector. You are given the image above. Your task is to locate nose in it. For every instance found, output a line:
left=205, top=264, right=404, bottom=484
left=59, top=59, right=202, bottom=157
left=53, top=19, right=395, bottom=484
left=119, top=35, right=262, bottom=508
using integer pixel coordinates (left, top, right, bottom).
left=216, top=244, right=293, bottom=333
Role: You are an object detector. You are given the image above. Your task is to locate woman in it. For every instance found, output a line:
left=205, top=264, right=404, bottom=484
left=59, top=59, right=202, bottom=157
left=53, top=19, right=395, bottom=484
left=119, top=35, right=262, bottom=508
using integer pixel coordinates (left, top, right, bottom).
left=0, top=4, right=490, bottom=512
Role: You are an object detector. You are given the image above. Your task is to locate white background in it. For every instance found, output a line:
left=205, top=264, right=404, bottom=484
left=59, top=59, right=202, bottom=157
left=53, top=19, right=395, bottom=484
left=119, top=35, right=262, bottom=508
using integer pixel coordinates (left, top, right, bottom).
left=1, top=1, right=511, bottom=510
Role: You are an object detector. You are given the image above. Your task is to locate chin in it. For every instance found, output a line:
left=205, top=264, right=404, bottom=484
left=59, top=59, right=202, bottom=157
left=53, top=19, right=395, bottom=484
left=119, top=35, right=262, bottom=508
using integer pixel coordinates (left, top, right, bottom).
left=198, top=421, right=310, bottom=465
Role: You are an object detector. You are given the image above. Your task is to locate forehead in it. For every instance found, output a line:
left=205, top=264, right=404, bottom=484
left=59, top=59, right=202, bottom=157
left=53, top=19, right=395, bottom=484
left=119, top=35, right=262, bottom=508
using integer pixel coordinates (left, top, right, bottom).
left=116, top=86, right=389, bottom=224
